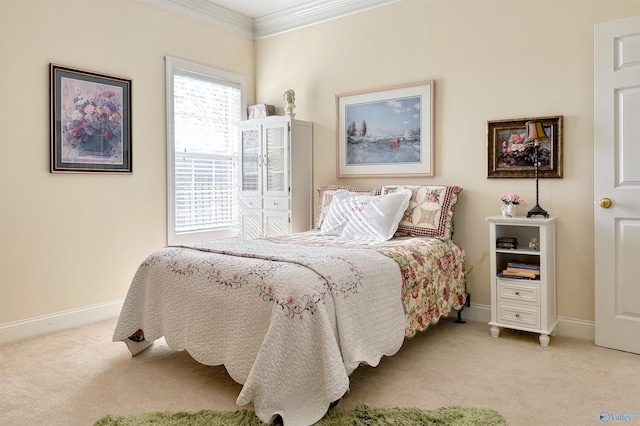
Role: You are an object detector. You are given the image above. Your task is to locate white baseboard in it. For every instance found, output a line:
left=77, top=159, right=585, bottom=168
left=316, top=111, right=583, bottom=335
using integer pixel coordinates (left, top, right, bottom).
left=451, top=302, right=492, bottom=323
left=555, top=315, right=595, bottom=341
left=452, top=303, right=595, bottom=342
left=1, top=299, right=595, bottom=346
left=0, top=299, right=124, bottom=345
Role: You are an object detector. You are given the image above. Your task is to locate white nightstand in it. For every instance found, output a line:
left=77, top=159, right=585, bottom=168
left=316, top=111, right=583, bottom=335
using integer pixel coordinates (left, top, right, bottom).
left=486, top=216, right=558, bottom=346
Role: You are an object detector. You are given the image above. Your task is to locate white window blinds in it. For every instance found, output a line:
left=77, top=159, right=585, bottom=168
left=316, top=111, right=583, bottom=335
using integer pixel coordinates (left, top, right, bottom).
left=166, top=57, right=246, bottom=244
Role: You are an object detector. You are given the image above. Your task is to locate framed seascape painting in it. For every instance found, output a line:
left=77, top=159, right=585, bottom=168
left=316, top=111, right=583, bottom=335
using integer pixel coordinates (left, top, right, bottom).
left=487, top=115, right=563, bottom=179
left=336, top=81, right=434, bottom=177
left=50, top=64, right=132, bottom=173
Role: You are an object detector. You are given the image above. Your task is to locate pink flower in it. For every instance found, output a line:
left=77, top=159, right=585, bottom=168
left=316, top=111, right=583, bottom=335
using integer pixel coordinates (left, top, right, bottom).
left=418, top=315, right=426, bottom=328
left=425, top=192, right=439, bottom=203
left=438, top=256, right=450, bottom=270
left=500, top=194, right=523, bottom=205
left=509, top=134, right=524, bottom=143
left=70, top=126, right=85, bottom=138
left=411, top=285, right=419, bottom=299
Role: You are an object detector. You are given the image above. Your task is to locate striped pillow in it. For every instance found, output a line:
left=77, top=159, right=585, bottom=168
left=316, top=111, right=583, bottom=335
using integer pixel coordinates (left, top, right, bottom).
left=315, top=185, right=377, bottom=229
left=320, top=189, right=412, bottom=241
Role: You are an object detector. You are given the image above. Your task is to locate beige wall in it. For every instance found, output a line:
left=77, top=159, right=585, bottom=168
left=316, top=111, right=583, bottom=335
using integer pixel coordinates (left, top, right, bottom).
left=255, top=0, right=640, bottom=321
left=0, top=0, right=254, bottom=324
left=2, top=0, right=640, bottom=329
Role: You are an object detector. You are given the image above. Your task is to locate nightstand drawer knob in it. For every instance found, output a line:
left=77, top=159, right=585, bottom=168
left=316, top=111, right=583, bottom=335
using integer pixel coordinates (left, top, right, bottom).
left=515, top=291, right=520, bottom=295
left=515, top=313, right=520, bottom=318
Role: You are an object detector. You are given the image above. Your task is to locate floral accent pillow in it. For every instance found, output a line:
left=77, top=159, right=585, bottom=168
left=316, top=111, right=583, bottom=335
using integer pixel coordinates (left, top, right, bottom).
left=320, top=189, right=412, bottom=242
left=380, top=185, right=462, bottom=239
left=315, top=185, right=377, bottom=229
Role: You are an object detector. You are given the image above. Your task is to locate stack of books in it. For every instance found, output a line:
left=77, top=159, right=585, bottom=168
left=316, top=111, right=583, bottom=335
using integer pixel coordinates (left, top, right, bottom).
left=499, top=261, right=540, bottom=280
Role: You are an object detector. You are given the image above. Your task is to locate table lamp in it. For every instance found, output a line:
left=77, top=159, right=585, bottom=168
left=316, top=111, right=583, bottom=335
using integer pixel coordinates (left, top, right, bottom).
left=525, top=120, right=549, bottom=218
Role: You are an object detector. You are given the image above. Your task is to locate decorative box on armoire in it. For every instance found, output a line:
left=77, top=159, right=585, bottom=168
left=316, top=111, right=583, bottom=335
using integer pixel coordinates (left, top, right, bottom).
left=486, top=216, right=558, bottom=346
left=238, top=116, right=313, bottom=239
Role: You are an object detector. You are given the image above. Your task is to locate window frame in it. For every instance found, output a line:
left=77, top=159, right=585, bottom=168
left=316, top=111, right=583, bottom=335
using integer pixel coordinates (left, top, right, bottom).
left=165, top=56, right=247, bottom=245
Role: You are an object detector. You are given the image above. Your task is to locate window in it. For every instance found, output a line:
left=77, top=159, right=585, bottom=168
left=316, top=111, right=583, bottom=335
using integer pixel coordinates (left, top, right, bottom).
left=165, top=57, right=247, bottom=244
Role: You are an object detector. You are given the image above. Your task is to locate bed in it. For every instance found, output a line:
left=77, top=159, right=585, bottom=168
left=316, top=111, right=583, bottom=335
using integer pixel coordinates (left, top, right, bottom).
left=113, top=184, right=466, bottom=426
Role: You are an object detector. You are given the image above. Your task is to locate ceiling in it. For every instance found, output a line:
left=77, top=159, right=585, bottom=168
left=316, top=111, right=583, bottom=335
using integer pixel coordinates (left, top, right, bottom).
left=138, top=0, right=400, bottom=39
left=205, top=0, right=319, bottom=19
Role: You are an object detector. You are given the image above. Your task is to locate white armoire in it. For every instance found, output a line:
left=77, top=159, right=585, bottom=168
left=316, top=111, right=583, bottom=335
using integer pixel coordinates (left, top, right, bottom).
left=238, top=116, right=313, bottom=239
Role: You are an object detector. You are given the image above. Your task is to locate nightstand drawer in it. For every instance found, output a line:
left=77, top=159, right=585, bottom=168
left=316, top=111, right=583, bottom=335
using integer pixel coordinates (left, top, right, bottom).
left=497, top=279, right=539, bottom=306
left=498, top=303, right=540, bottom=329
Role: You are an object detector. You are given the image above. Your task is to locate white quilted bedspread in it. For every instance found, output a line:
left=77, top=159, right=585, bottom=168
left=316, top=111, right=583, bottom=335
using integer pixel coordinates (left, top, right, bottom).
left=112, top=239, right=405, bottom=426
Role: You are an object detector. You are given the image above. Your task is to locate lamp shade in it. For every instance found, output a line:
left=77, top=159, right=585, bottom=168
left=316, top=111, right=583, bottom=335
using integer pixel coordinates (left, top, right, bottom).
left=525, top=121, right=549, bottom=142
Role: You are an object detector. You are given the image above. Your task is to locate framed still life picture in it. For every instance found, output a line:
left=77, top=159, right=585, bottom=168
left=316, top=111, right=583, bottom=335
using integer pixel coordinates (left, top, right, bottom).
left=50, top=64, right=132, bottom=173
left=487, top=115, right=563, bottom=178
left=336, top=81, right=434, bottom=177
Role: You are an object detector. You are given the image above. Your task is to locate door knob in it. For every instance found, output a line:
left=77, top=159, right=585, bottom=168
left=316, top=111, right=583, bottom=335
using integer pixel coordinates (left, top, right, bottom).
left=599, top=198, right=612, bottom=209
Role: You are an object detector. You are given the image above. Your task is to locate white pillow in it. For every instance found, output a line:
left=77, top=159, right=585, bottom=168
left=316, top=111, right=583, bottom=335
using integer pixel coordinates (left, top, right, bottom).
left=320, top=189, right=412, bottom=241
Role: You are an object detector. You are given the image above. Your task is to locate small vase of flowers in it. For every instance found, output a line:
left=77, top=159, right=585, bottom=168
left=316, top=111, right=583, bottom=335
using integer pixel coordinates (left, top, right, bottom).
left=500, top=194, right=523, bottom=218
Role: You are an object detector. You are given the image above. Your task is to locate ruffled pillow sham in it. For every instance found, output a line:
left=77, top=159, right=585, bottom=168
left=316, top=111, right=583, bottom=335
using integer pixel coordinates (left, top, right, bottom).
left=380, top=185, right=462, bottom=239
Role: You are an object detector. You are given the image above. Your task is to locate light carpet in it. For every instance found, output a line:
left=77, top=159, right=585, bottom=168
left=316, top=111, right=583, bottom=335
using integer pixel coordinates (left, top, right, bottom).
left=2, top=317, right=639, bottom=426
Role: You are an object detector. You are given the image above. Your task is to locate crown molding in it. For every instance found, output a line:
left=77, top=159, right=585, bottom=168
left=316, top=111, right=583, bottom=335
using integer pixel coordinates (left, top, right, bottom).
left=254, top=0, right=400, bottom=39
left=138, top=0, right=254, bottom=39
left=138, top=0, right=400, bottom=39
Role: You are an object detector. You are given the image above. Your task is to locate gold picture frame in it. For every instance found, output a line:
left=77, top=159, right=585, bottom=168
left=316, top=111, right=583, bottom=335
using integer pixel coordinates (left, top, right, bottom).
left=487, top=115, right=563, bottom=178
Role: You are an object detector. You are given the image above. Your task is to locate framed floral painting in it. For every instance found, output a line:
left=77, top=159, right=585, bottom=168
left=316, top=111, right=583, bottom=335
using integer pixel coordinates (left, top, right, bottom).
left=50, top=64, right=132, bottom=173
left=487, top=115, right=563, bottom=178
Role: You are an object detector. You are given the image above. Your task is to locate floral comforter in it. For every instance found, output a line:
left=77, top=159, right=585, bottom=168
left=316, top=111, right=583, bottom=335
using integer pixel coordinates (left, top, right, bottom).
left=112, top=233, right=466, bottom=426
left=271, top=231, right=467, bottom=337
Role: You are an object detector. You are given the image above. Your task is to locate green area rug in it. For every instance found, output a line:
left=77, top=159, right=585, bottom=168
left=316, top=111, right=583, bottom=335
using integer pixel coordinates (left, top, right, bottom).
left=94, top=404, right=506, bottom=425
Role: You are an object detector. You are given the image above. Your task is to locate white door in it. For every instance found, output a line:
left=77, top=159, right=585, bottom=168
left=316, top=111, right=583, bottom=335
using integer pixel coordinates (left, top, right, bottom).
left=594, top=14, right=640, bottom=354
